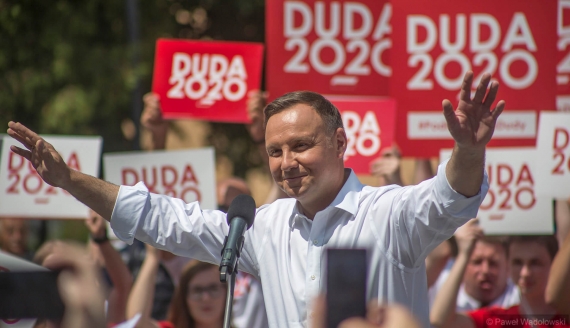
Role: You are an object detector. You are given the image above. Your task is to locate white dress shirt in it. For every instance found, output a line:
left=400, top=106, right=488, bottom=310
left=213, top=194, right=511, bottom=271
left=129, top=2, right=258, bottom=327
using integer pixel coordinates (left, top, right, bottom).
left=110, top=160, right=488, bottom=327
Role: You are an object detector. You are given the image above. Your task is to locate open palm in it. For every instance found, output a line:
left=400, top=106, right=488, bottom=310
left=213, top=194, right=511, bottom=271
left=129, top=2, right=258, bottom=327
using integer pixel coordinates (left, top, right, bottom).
left=443, top=72, right=505, bottom=149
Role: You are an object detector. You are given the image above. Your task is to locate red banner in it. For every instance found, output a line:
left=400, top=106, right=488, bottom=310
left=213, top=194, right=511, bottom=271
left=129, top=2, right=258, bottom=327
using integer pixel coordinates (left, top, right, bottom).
left=266, top=0, right=392, bottom=100
left=152, top=39, right=264, bottom=123
left=558, top=0, right=570, bottom=111
left=391, top=1, right=556, bottom=157
left=327, top=96, right=396, bottom=174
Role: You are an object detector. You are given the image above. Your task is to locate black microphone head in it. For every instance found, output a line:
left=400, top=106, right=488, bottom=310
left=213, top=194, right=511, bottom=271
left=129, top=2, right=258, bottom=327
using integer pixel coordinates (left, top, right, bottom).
left=226, top=194, right=256, bottom=229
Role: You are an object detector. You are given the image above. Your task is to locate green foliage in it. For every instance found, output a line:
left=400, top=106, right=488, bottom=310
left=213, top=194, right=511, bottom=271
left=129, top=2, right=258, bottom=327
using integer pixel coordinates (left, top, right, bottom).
left=0, top=0, right=265, bottom=159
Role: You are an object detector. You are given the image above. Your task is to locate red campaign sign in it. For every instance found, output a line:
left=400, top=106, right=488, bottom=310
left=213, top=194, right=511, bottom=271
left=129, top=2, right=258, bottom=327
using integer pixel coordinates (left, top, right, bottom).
left=152, top=39, right=264, bottom=123
left=557, top=1, right=570, bottom=111
left=266, top=0, right=392, bottom=100
left=327, top=96, right=396, bottom=174
left=390, top=0, right=557, bottom=157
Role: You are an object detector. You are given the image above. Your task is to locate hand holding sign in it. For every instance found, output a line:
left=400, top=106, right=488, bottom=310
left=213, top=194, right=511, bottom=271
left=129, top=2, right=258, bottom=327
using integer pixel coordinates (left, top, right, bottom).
left=7, top=121, right=71, bottom=189
left=442, top=72, right=505, bottom=150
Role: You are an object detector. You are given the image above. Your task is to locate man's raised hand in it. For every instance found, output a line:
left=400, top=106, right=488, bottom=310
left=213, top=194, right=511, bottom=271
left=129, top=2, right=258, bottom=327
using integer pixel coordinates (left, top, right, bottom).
left=7, top=121, right=71, bottom=188
left=443, top=72, right=505, bottom=149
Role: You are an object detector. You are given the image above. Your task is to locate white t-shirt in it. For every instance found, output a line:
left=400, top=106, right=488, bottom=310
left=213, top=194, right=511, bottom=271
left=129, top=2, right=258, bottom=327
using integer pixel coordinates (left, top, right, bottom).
left=110, top=161, right=488, bottom=327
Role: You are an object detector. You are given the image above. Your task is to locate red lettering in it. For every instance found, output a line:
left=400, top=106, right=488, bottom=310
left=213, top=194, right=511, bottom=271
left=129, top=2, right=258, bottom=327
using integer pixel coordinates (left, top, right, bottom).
left=161, top=165, right=178, bottom=188
left=515, top=187, right=536, bottom=210
left=498, top=188, right=512, bottom=210
left=23, top=173, right=43, bottom=194
left=142, top=167, right=158, bottom=193
left=181, top=165, right=199, bottom=185
left=45, top=185, right=58, bottom=195
left=553, top=128, right=570, bottom=151
left=8, top=152, right=25, bottom=171
left=122, top=168, right=139, bottom=186
left=515, top=164, right=534, bottom=185
left=480, top=189, right=495, bottom=210
left=164, top=189, right=177, bottom=198
left=497, top=164, right=513, bottom=188
left=6, top=172, right=20, bottom=194
left=67, top=152, right=81, bottom=171
left=552, top=153, right=565, bottom=175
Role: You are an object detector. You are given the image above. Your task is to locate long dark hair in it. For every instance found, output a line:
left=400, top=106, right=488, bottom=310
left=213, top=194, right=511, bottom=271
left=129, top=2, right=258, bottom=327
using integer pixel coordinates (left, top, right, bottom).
left=167, top=260, right=225, bottom=328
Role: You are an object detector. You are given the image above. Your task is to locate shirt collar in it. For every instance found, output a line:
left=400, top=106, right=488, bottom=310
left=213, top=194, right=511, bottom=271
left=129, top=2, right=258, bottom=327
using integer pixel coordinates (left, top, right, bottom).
left=289, top=168, right=364, bottom=227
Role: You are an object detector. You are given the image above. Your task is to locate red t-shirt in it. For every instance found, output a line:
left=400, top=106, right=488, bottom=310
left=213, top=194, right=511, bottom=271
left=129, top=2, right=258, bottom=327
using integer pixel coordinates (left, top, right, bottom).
left=157, top=321, right=174, bottom=328
left=469, top=305, right=570, bottom=328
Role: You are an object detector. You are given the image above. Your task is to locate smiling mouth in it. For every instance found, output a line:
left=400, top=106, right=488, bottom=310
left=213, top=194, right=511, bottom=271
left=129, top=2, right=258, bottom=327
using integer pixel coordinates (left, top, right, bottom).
left=284, top=175, right=307, bottom=181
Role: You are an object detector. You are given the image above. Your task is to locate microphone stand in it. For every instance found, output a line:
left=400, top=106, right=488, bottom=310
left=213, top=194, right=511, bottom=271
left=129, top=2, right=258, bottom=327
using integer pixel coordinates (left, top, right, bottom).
left=221, top=264, right=236, bottom=328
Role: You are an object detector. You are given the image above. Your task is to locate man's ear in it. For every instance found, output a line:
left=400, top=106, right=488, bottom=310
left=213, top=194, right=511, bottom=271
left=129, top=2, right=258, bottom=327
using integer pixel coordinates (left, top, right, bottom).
left=334, top=128, right=348, bottom=159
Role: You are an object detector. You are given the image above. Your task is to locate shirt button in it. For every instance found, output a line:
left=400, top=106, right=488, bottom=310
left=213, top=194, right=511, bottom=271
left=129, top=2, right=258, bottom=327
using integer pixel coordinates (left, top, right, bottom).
left=311, top=275, right=316, bottom=280
left=313, top=239, right=318, bottom=245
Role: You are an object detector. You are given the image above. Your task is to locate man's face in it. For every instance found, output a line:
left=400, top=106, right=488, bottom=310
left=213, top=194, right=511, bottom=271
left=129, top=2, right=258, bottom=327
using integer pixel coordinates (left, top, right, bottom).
left=265, top=104, right=346, bottom=212
left=0, top=218, right=28, bottom=256
left=463, top=241, right=509, bottom=305
left=509, top=241, right=552, bottom=300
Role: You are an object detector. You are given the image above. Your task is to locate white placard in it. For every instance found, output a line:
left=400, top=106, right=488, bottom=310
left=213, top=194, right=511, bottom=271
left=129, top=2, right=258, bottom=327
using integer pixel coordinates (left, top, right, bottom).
left=535, top=112, right=570, bottom=199
left=0, top=135, right=102, bottom=219
left=0, top=251, right=46, bottom=328
left=103, top=148, right=217, bottom=210
left=441, top=148, right=553, bottom=235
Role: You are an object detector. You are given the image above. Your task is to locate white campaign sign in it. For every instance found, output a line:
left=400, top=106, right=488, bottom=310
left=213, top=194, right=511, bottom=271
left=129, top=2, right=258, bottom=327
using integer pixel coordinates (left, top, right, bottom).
left=0, top=135, right=102, bottom=219
left=0, top=251, right=47, bottom=328
left=535, top=112, right=570, bottom=198
left=103, top=148, right=217, bottom=210
left=441, top=148, right=553, bottom=235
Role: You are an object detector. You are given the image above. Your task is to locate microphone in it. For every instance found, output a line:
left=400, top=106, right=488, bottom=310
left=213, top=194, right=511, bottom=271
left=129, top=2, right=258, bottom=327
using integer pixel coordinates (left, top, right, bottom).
left=219, top=194, right=256, bottom=282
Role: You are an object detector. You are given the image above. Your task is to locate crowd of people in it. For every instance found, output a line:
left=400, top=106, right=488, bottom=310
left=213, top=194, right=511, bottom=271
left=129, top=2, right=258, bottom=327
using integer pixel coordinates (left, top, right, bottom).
left=2, top=72, right=570, bottom=328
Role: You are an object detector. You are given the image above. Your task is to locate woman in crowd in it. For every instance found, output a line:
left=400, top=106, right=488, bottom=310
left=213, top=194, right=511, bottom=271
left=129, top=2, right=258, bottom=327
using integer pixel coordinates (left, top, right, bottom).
left=126, top=244, right=226, bottom=328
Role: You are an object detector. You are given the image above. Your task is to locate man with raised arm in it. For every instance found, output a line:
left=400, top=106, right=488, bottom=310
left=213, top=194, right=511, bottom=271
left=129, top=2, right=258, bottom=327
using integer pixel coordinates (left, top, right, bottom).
left=7, top=72, right=503, bottom=327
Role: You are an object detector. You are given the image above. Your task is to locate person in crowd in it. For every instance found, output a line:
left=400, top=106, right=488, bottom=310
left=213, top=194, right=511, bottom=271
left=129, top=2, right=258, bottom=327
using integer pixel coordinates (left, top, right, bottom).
left=430, top=220, right=568, bottom=328
left=430, top=226, right=519, bottom=310
left=0, top=217, right=32, bottom=259
left=7, top=71, right=504, bottom=326
left=36, top=241, right=107, bottom=328
left=126, top=244, right=226, bottom=328
left=85, top=209, right=133, bottom=324
left=369, top=146, right=404, bottom=186
left=545, top=225, right=570, bottom=315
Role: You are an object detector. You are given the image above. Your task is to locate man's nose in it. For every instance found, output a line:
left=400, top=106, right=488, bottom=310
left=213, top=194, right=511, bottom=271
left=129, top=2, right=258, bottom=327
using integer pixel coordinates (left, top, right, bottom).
left=481, top=260, right=491, bottom=273
left=520, top=264, right=531, bottom=277
left=281, top=150, right=298, bottom=171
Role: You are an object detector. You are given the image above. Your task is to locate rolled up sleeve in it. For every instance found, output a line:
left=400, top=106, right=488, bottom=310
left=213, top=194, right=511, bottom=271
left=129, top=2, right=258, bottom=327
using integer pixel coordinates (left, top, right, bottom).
left=110, top=182, right=150, bottom=245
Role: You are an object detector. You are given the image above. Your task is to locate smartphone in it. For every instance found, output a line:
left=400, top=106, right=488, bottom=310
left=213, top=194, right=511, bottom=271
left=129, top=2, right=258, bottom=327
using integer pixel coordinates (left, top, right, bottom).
left=326, top=248, right=367, bottom=328
left=0, top=271, right=64, bottom=320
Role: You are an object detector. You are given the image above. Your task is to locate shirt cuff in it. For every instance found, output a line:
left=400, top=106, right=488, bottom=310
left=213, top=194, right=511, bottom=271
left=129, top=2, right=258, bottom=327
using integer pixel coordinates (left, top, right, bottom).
left=110, top=182, right=149, bottom=245
left=436, top=158, right=489, bottom=219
